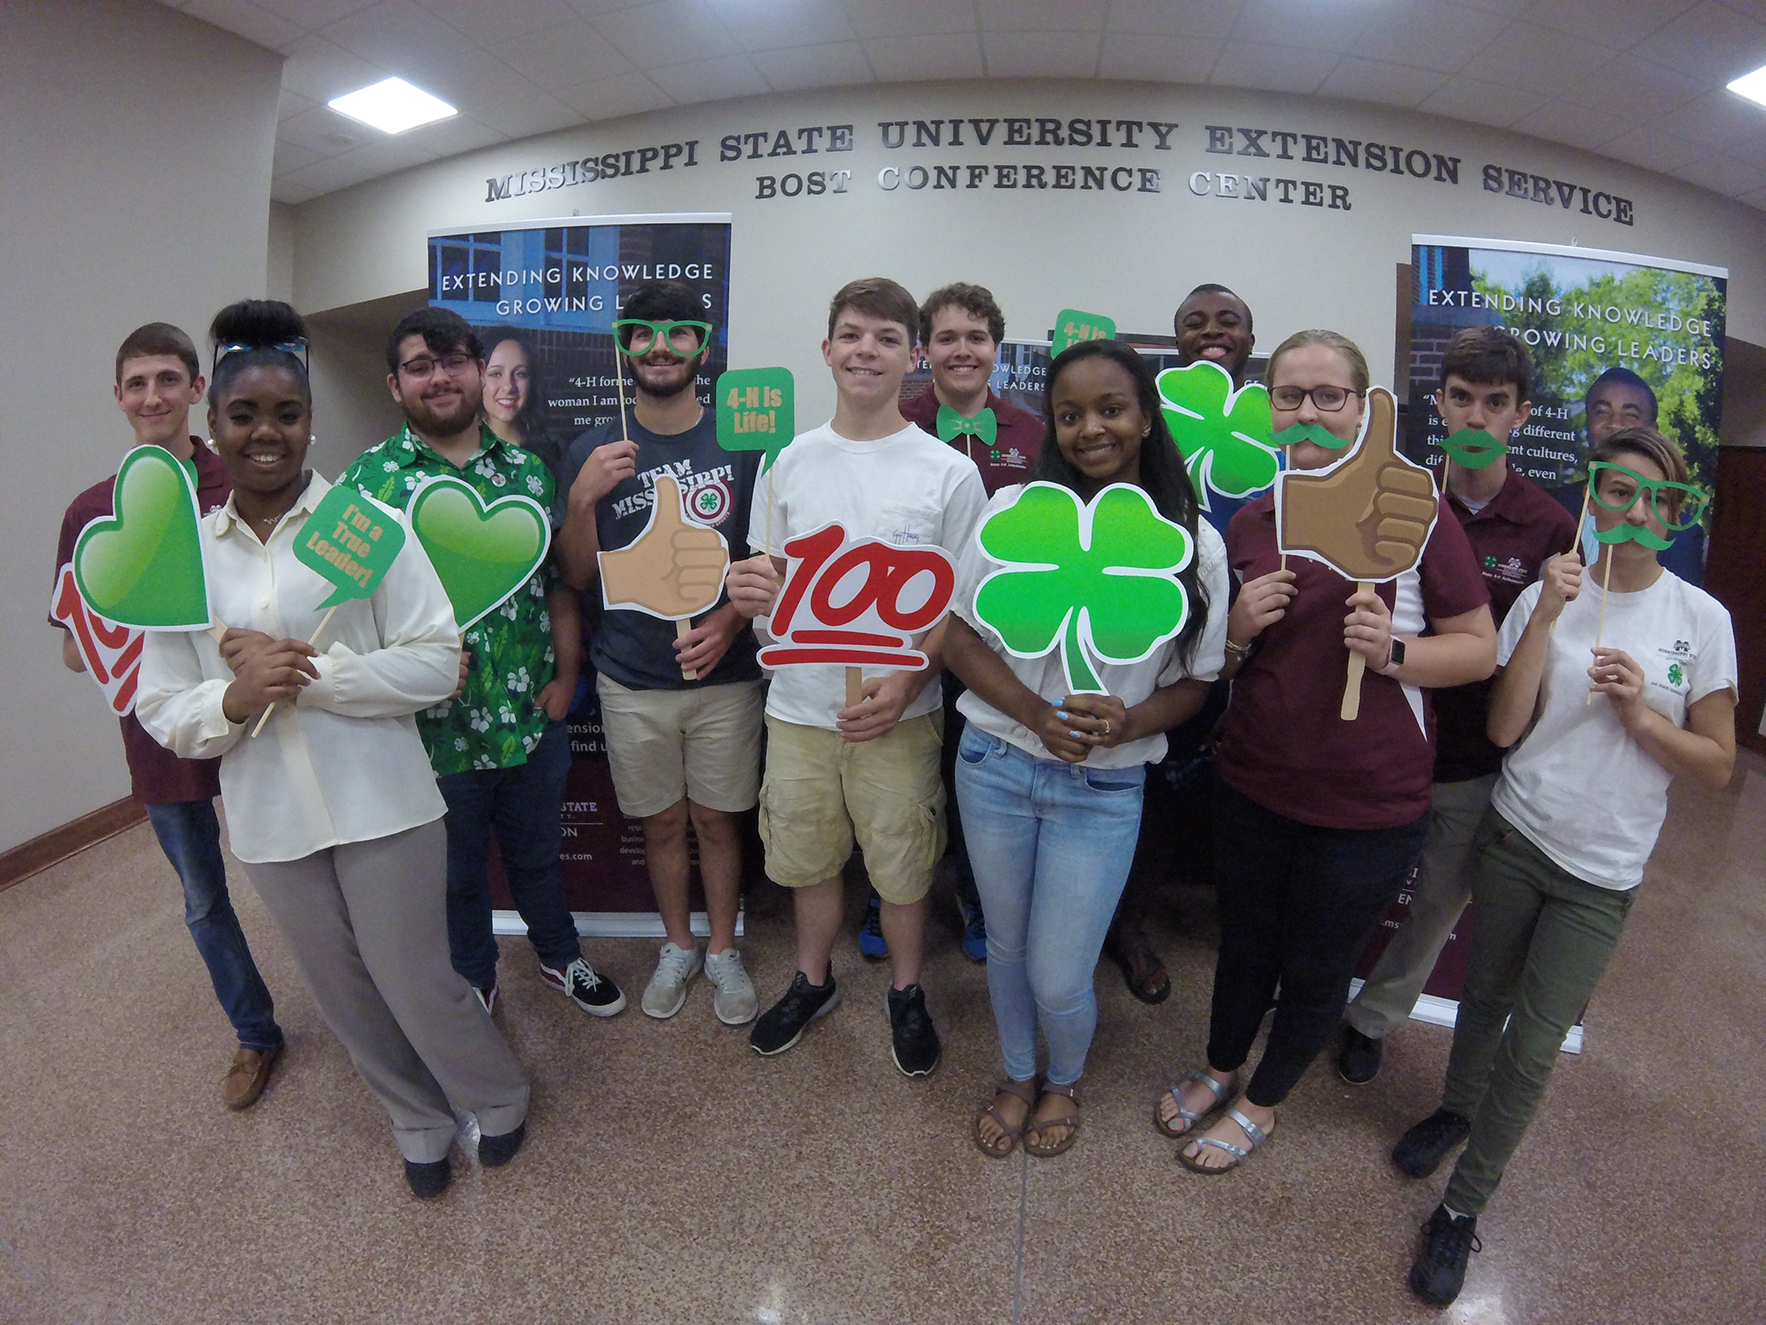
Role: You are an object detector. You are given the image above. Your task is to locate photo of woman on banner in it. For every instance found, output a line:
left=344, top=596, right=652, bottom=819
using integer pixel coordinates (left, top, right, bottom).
left=481, top=325, right=563, bottom=479
left=1160, top=330, right=1495, bottom=1175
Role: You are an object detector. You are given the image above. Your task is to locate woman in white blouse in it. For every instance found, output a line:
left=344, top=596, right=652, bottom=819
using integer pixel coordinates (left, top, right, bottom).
left=137, top=301, right=530, bottom=1199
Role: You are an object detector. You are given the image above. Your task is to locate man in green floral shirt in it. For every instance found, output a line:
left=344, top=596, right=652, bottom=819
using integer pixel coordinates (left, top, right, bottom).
left=339, top=307, right=625, bottom=1020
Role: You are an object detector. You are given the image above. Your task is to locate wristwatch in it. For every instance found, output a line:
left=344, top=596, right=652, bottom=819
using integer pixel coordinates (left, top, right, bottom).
left=1379, top=637, right=1407, bottom=675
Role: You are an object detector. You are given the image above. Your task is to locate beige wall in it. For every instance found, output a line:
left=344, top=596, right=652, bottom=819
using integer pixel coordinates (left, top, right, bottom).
left=0, top=0, right=281, bottom=853
left=290, top=80, right=1766, bottom=431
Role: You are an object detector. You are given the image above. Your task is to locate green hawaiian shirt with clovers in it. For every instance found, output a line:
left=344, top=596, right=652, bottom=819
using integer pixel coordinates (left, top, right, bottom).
left=337, top=422, right=561, bottom=776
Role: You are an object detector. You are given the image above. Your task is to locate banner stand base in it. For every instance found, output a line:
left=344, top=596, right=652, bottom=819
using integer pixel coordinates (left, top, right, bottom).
left=1348, top=979, right=1584, bottom=1055
left=493, top=909, right=743, bottom=941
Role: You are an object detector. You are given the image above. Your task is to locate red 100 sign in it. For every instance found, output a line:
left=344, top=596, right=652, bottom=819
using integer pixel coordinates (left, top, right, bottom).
left=758, top=523, right=957, bottom=669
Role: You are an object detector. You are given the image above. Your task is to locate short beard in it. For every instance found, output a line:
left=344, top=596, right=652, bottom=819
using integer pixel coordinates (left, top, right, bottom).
left=629, top=354, right=704, bottom=401
left=405, top=393, right=478, bottom=437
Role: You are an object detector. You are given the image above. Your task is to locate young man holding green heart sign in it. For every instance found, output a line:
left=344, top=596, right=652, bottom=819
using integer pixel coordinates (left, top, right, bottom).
left=338, top=308, right=623, bottom=1022
left=51, top=322, right=286, bottom=1112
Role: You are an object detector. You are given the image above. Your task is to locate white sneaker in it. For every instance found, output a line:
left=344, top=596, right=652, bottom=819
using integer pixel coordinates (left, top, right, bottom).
left=704, top=948, right=759, bottom=1026
left=641, top=942, right=702, bottom=1019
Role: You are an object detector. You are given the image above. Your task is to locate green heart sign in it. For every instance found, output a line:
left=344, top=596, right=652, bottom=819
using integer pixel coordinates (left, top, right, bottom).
left=72, top=445, right=210, bottom=630
left=716, top=367, right=795, bottom=472
left=295, top=484, right=407, bottom=610
left=406, top=475, right=551, bottom=628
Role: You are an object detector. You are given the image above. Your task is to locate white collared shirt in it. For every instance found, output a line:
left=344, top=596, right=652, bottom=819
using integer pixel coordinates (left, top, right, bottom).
left=137, top=472, right=461, bottom=863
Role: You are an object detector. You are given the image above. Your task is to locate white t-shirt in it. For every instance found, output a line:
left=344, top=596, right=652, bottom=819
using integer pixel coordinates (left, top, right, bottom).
left=952, top=486, right=1230, bottom=768
left=1490, top=570, right=1737, bottom=890
left=749, top=420, right=988, bottom=731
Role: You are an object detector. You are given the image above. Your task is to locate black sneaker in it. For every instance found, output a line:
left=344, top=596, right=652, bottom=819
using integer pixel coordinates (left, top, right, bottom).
left=404, top=1156, right=451, bottom=1199
left=886, top=983, right=941, bottom=1078
left=1408, top=1204, right=1481, bottom=1307
left=1337, top=1024, right=1383, bottom=1085
left=478, top=1120, right=525, bottom=1168
left=750, top=970, right=840, bottom=1055
left=1393, top=1108, right=1473, bottom=1178
left=540, top=957, right=627, bottom=1017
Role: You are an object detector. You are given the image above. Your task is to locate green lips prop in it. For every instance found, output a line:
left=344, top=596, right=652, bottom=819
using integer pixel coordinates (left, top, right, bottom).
left=72, top=446, right=210, bottom=629
left=1273, top=422, right=1351, bottom=451
left=406, top=475, right=551, bottom=628
left=1441, top=428, right=1508, bottom=470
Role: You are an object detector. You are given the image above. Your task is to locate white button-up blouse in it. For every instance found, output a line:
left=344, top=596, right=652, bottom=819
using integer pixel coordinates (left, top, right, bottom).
left=137, top=473, right=460, bottom=864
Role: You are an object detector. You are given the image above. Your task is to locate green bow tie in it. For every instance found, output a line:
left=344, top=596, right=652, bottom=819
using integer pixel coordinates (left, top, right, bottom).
left=937, top=404, right=998, bottom=446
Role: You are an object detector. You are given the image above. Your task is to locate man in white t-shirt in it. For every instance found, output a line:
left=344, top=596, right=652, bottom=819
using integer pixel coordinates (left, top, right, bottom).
left=725, top=277, right=988, bottom=1076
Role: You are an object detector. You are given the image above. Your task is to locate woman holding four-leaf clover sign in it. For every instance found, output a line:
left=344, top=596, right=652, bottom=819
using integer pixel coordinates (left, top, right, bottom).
left=1160, top=329, right=1496, bottom=1176
left=944, top=339, right=1228, bottom=1159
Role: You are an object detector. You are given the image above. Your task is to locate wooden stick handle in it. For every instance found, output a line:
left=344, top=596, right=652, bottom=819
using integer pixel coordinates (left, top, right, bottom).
left=1556, top=481, right=1595, bottom=637
left=1340, top=580, right=1373, bottom=721
left=1586, top=549, right=1615, bottom=706
left=250, top=604, right=339, bottom=737
left=845, top=666, right=864, bottom=709
left=677, top=617, right=697, bottom=681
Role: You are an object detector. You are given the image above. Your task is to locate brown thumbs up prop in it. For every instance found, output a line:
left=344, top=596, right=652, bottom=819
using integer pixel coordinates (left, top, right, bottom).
left=1275, top=387, right=1439, bottom=720
left=600, top=474, right=731, bottom=677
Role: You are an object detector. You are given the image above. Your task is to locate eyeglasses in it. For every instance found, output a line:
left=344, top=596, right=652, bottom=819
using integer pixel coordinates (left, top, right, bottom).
left=1269, top=384, right=1361, bottom=412
left=398, top=352, right=476, bottom=380
left=1587, top=461, right=1709, bottom=530
left=214, top=338, right=309, bottom=374
left=613, top=319, right=711, bottom=357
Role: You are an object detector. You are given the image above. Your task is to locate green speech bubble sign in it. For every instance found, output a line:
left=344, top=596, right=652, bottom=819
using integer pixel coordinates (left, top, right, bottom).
left=1156, top=361, right=1278, bottom=512
left=716, top=367, right=795, bottom=473
left=972, top=481, right=1193, bottom=695
left=72, top=445, right=210, bottom=630
left=295, top=485, right=406, bottom=610
left=1051, top=309, right=1116, bottom=358
left=406, top=475, right=551, bottom=629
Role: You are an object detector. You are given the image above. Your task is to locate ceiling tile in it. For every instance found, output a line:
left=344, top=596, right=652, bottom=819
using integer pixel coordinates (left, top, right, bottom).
left=332, top=132, right=442, bottom=175
left=1671, top=153, right=1766, bottom=196
left=841, top=0, right=975, bottom=42
left=1351, top=0, right=1509, bottom=75
left=469, top=88, right=585, bottom=137
left=278, top=33, right=388, bottom=102
left=1558, top=52, right=1706, bottom=121
left=1597, top=124, right=1710, bottom=173
left=553, top=72, right=676, bottom=120
left=278, top=87, right=317, bottom=120
left=1208, top=40, right=1341, bottom=95
left=1658, top=88, right=1766, bottom=149
left=1733, top=184, right=1766, bottom=211
left=413, top=0, right=579, bottom=44
left=1524, top=0, right=1699, bottom=50
left=1458, top=21, right=1620, bottom=90
left=1230, top=0, right=1377, bottom=55
left=1510, top=99, right=1635, bottom=151
left=318, top=0, right=478, bottom=69
left=249, top=0, right=377, bottom=27
left=399, top=114, right=511, bottom=157
left=1418, top=76, right=1551, bottom=128
left=590, top=0, right=737, bottom=67
left=1446, top=0, right=1535, bottom=14
left=1096, top=33, right=1223, bottom=86
left=751, top=41, right=874, bottom=92
left=180, top=0, right=307, bottom=49
left=268, top=152, right=380, bottom=201
left=982, top=30, right=1102, bottom=79
left=393, top=52, right=533, bottom=112
left=1632, top=1, right=1766, bottom=81
left=703, top=0, right=857, bottom=50
left=279, top=103, right=379, bottom=154
left=861, top=31, right=984, bottom=80
left=272, top=177, right=325, bottom=204
left=1106, top=0, right=1242, bottom=41
left=272, top=137, right=323, bottom=175
left=489, top=19, right=636, bottom=89
left=1316, top=57, right=1450, bottom=110
left=976, top=0, right=1107, bottom=32
left=645, top=53, right=771, bottom=103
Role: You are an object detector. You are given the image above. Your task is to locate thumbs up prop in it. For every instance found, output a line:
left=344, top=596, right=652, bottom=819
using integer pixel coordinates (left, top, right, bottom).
left=599, top=474, right=731, bottom=678
left=1275, top=387, right=1439, bottom=720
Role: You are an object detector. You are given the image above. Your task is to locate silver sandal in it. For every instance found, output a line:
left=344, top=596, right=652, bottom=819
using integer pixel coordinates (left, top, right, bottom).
left=1178, top=1106, right=1274, bottom=1175
left=1155, top=1068, right=1232, bottom=1139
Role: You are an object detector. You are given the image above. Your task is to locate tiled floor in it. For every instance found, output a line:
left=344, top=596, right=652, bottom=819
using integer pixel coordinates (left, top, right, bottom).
left=3, top=754, right=1764, bottom=1323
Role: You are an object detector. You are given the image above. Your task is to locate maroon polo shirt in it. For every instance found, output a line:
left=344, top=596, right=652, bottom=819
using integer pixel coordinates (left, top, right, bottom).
left=53, top=439, right=231, bottom=805
left=1429, top=463, right=1579, bottom=783
left=900, top=387, right=1043, bottom=496
left=1216, top=492, right=1490, bottom=831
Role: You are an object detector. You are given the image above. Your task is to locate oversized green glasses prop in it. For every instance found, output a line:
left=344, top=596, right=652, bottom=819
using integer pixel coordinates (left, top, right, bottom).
left=612, top=319, right=711, bottom=357
left=1587, top=461, right=1708, bottom=534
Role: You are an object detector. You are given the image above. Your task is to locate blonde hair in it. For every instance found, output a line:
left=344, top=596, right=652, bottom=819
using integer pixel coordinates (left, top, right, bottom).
left=1266, top=329, right=1370, bottom=394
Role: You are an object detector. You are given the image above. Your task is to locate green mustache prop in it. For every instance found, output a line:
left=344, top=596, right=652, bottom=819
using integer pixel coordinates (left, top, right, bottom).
left=1593, top=521, right=1673, bottom=551
left=1441, top=428, right=1507, bottom=470
left=1273, top=422, right=1351, bottom=450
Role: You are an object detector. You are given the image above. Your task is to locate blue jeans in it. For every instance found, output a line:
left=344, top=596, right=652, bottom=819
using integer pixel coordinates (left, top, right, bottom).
left=437, top=721, right=582, bottom=990
left=144, top=800, right=282, bottom=1053
left=955, top=729, right=1145, bottom=1086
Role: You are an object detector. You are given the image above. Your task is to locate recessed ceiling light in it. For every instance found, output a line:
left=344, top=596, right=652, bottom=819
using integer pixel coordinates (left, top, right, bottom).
left=327, top=77, right=456, bottom=134
left=1727, top=64, right=1766, bottom=109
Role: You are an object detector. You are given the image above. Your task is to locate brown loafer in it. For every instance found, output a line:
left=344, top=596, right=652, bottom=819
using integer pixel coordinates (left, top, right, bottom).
left=222, top=1044, right=281, bottom=1111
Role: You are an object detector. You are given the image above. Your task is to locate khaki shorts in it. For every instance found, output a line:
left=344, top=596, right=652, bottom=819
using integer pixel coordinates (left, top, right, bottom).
left=758, top=711, right=946, bottom=905
left=596, top=674, right=765, bottom=820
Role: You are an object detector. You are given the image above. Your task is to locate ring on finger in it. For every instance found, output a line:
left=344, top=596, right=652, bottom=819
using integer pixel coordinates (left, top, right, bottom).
left=1101, top=719, right=1111, bottom=736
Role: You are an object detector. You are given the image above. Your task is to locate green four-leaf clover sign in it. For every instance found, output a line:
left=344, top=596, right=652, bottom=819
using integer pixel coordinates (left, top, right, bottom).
left=973, top=482, right=1193, bottom=694
left=1156, top=360, right=1279, bottom=512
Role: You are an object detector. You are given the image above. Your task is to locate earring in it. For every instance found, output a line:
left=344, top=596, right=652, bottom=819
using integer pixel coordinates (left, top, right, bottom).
left=309, top=433, right=316, bottom=443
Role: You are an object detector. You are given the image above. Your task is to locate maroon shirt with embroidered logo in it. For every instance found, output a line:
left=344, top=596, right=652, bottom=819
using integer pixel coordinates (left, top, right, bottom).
left=900, top=387, right=1043, bottom=496
left=1429, top=464, right=1579, bottom=783
left=1216, top=492, right=1491, bottom=831
left=51, top=440, right=231, bottom=805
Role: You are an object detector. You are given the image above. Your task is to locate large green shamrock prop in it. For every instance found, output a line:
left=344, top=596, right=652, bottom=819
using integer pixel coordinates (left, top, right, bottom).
left=1156, top=361, right=1279, bottom=511
left=72, top=445, right=210, bottom=630
left=972, top=481, right=1193, bottom=694
left=295, top=484, right=407, bottom=610
left=407, top=475, right=552, bottom=628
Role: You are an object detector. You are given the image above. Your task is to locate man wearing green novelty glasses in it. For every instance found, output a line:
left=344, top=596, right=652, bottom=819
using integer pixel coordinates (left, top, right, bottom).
left=1340, top=327, right=1576, bottom=1087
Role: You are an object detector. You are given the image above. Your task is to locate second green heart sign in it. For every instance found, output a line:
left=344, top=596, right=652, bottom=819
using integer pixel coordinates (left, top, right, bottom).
left=406, top=475, right=552, bottom=629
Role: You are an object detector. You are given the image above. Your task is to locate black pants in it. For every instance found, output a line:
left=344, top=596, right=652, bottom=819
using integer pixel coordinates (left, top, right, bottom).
left=1207, top=781, right=1430, bottom=1108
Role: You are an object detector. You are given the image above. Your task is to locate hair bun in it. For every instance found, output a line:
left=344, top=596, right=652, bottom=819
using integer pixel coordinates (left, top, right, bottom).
left=209, top=299, right=307, bottom=350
